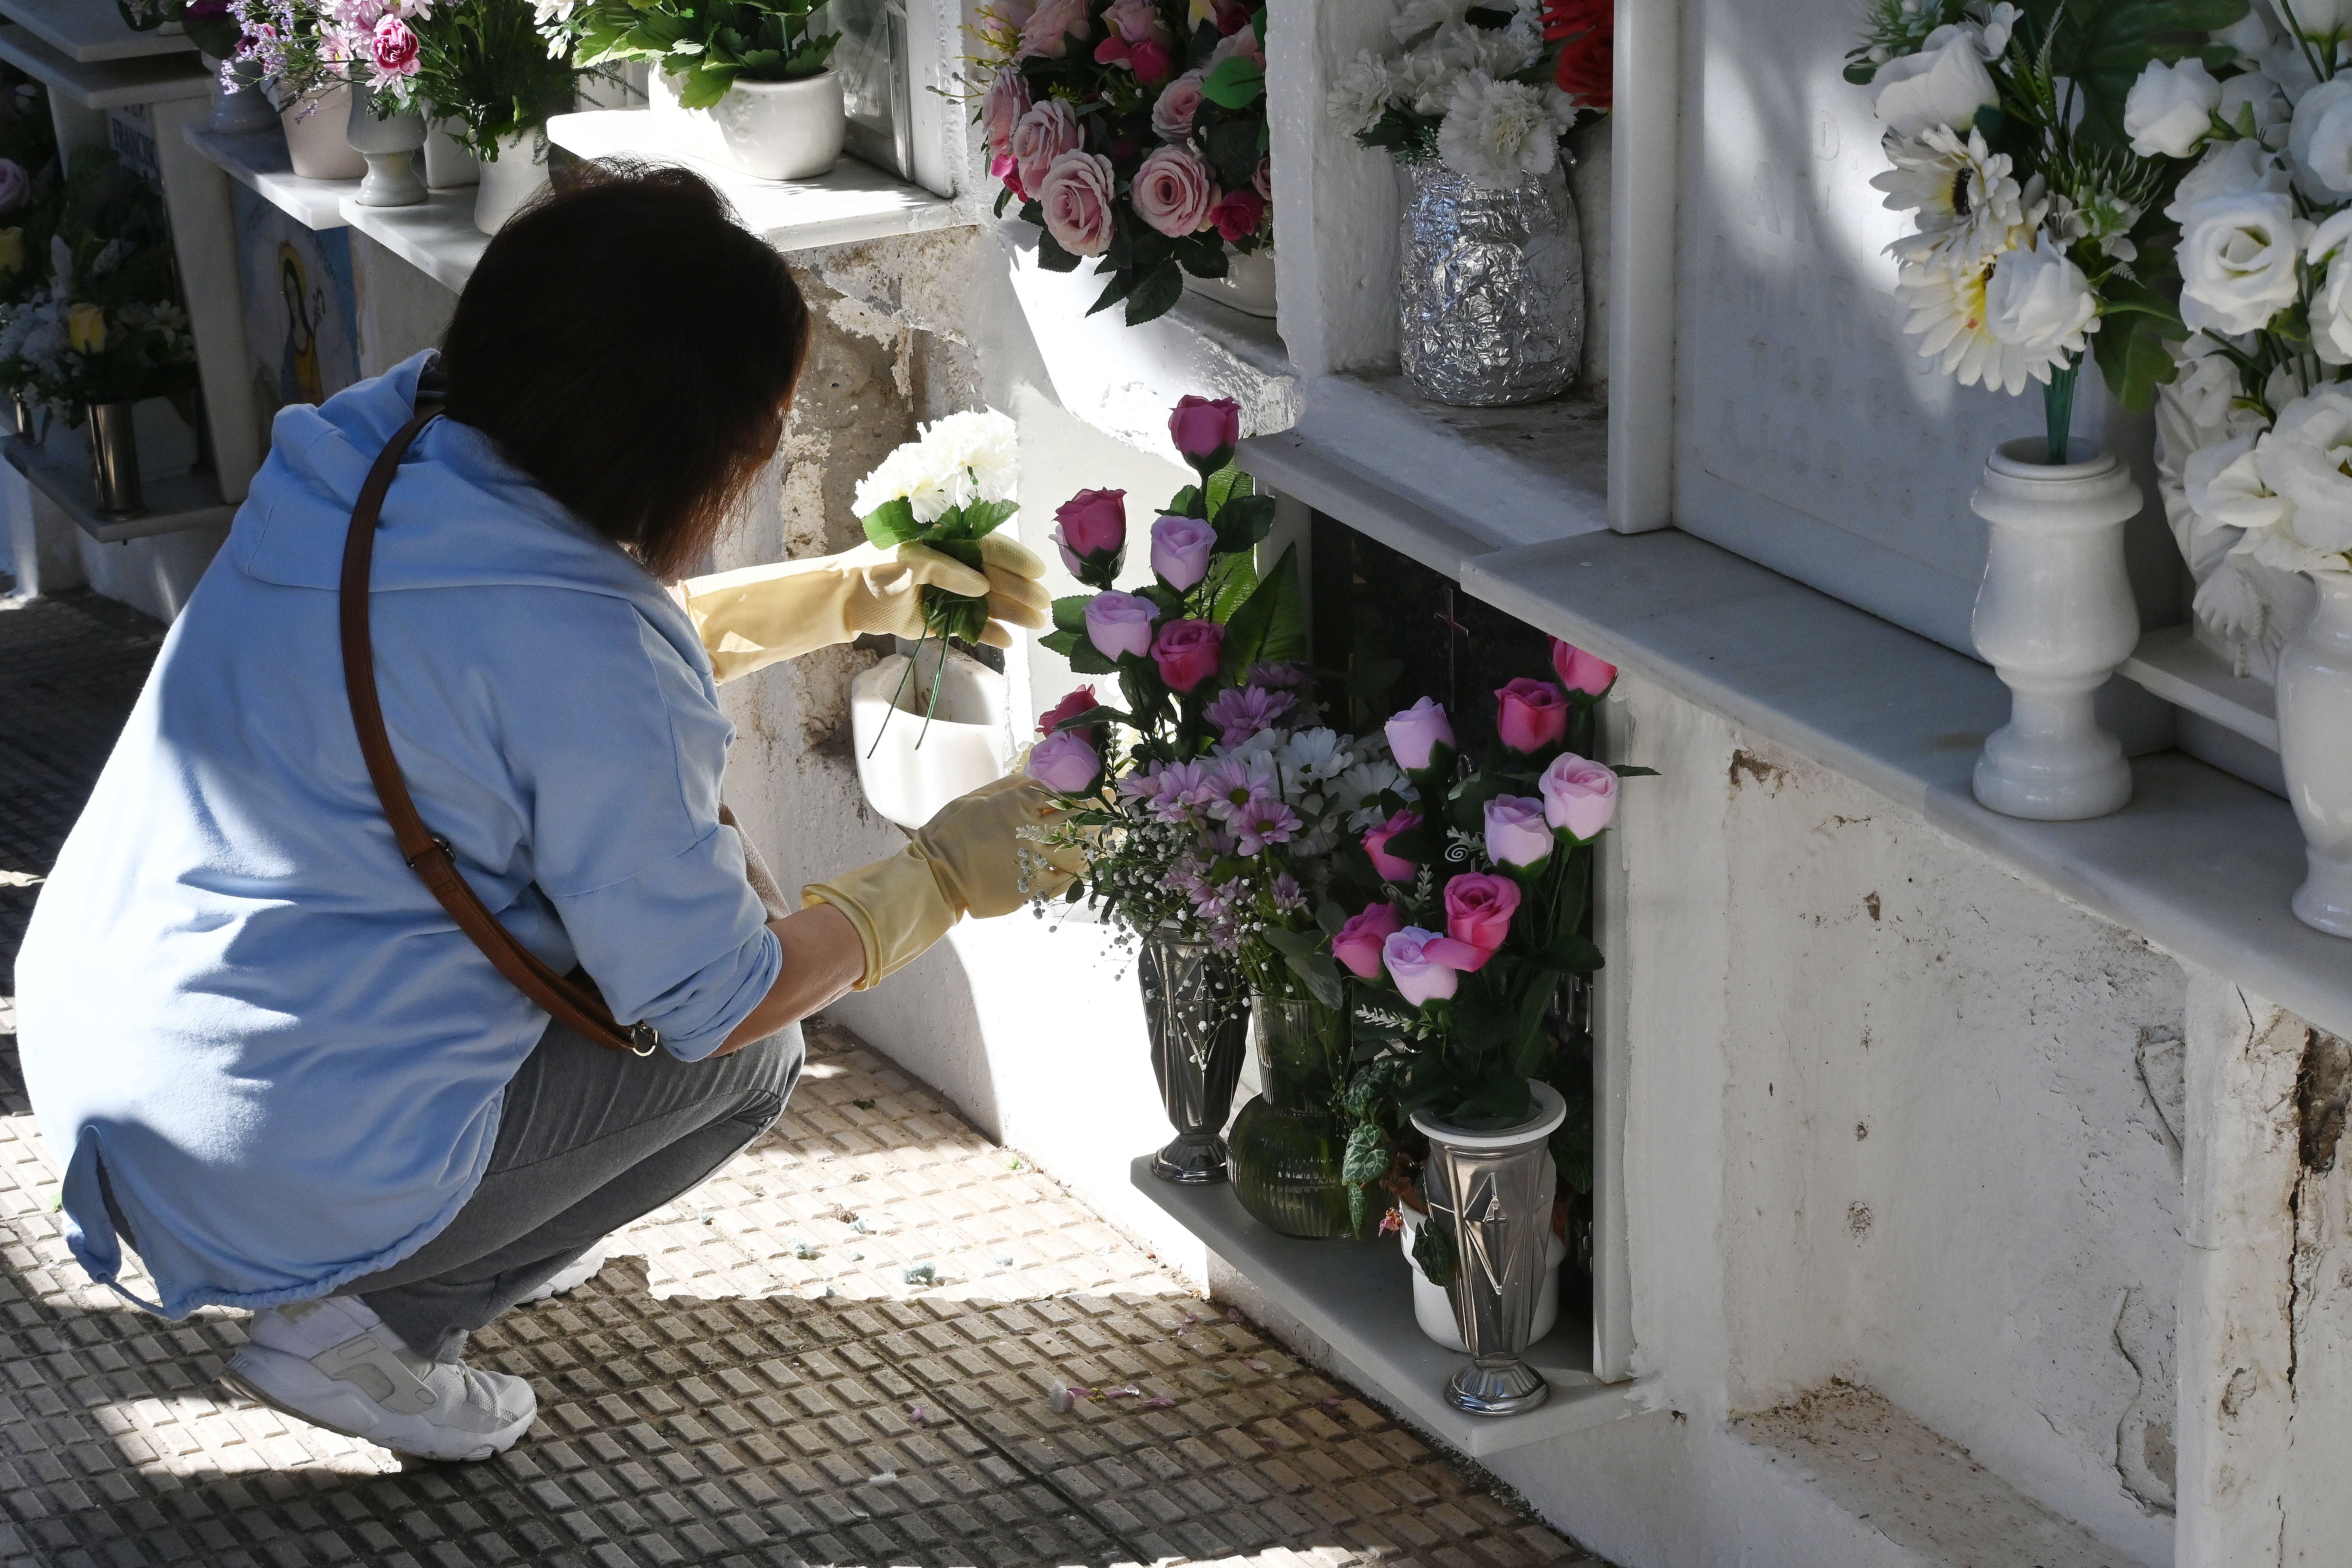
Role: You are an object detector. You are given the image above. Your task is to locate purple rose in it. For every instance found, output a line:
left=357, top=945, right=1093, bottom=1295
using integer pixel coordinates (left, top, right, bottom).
left=1150, top=513, right=1217, bottom=591
left=1540, top=753, right=1620, bottom=840
left=1085, top=590, right=1158, bottom=660
left=1382, top=927, right=1460, bottom=1006
left=1484, top=795, right=1553, bottom=868
left=1028, top=730, right=1104, bottom=795
left=1385, top=697, right=1453, bottom=770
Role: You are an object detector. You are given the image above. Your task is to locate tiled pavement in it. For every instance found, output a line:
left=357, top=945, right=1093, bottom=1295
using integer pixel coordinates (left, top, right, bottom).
left=0, top=581, right=1608, bottom=1568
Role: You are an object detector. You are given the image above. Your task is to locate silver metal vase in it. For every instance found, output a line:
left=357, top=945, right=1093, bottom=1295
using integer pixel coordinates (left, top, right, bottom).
left=1410, top=1081, right=1569, bottom=1416
left=1397, top=160, right=1584, bottom=408
left=1138, top=934, right=1247, bottom=1184
left=86, top=402, right=145, bottom=521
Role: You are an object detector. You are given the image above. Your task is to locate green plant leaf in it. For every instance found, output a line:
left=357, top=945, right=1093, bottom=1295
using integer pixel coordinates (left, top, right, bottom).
left=1065, top=638, right=1120, bottom=675
left=1040, top=627, right=1083, bottom=658
left=1123, top=261, right=1186, bottom=325
left=1411, top=1211, right=1456, bottom=1288
left=861, top=496, right=922, bottom=548
left=1035, top=228, right=1082, bottom=273
left=1342, top=1122, right=1391, bottom=1185
left=1212, top=492, right=1276, bottom=554
left=2028, top=0, right=2251, bottom=147
left=1215, top=542, right=1305, bottom=678
left=961, top=498, right=1021, bottom=539
left=1202, top=55, right=1263, bottom=107
left=1051, top=595, right=1094, bottom=635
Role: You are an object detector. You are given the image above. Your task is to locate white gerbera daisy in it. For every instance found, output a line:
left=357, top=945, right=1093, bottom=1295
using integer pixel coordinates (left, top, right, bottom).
left=1332, top=758, right=1406, bottom=831
left=1897, top=254, right=2060, bottom=394
left=1280, top=727, right=1352, bottom=785
left=1873, top=126, right=2042, bottom=269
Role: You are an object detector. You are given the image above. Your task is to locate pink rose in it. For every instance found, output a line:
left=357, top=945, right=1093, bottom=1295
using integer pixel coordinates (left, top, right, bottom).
left=1540, top=753, right=1620, bottom=840
left=1214, top=0, right=1254, bottom=34
left=1037, top=684, right=1099, bottom=737
left=1051, top=487, right=1126, bottom=573
left=1028, top=730, right=1104, bottom=795
left=1484, top=795, right=1553, bottom=868
left=1152, top=71, right=1206, bottom=142
left=1382, top=927, right=1459, bottom=1007
left=1040, top=151, right=1117, bottom=256
left=1362, top=808, right=1421, bottom=882
left=1018, top=0, right=1091, bottom=60
left=1102, top=0, right=1170, bottom=45
left=1426, top=873, right=1519, bottom=972
left=370, top=13, right=418, bottom=77
left=1129, top=39, right=1175, bottom=83
left=1012, top=99, right=1081, bottom=198
left=981, top=69, right=1032, bottom=160
left=1085, top=590, right=1158, bottom=660
left=1151, top=618, right=1225, bottom=693
left=1150, top=513, right=1217, bottom=591
left=1550, top=636, right=1616, bottom=698
left=1384, top=696, right=1453, bottom=770
left=1252, top=155, right=1271, bottom=202
left=992, top=152, right=1028, bottom=201
left=1133, top=145, right=1219, bottom=239
left=1496, top=676, right=1568, bottom=753
left=1333, top=901, right=1405, bottom=980
left=1211, top=188, right=1263, bottom=243
left=1168, top=394, right=1241, bottom=463
left=1210, top=23, right=1263, bottom=67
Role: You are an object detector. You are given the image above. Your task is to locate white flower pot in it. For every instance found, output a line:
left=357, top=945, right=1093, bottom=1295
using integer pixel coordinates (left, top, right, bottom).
left=346, top=93, right=427, bottom=207
left=2278, top=573, right=2352, bottom=937
left=202, top=55, right=278, bottom=136
left=1399, top=1202, right=1563, bottom=1354
left=473, top=130, right=550, bottom=235
left=1182, top=248, right=1277, bottom=319
left=280, top=85, right=366, bottom=181
left=1967, top=438, right=2141, bottom=821
left=714, top=71, right=846, bottom=181
left=850, top=645, right=1011, bottom=830
left=423, top=120, right=479, bottom=189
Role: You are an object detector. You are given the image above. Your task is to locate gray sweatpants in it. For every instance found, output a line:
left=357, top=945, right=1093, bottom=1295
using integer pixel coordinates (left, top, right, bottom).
left=340, top=1016, right=803, bottom=1359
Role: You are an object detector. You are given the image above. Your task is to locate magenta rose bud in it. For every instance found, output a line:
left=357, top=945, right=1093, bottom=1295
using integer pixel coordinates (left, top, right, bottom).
left=1168, top=394, right=1242, bottom=470
left=1484, top=795, right=1553, bottom=868
left=1051, top=487, right=1127, bottom=582
left=1037, top=684, right=1099, bottom=737
left=1550, top=636, right=1618, bottom=699
left=1540, top=752, right=1620, bottom=840
left=1084, top=591, right=1157, bottom=660
left=1384, top=697, right=1453, bottom=771
left=1028, top=730, right=1102, bottom=794
left=1333, top=901, right=1405, bottom=980
left=1382, top=927, right=1459, bottom=1006
left=1496, top=677, right=1569, bottom=753
left=1130, top=37, right=1175, bottom=82
left=1150, top=513, right=1217, bottom=591
left=1425, top=873, right=1519, bottom=973
left=1151, top=617, right=1225, bottom=693
left=1362, top=808, right=1422, bottom=882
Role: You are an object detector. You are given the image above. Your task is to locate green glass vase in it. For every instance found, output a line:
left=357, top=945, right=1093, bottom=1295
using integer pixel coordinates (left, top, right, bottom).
left=1229, top=993, right=1353, bottom=1239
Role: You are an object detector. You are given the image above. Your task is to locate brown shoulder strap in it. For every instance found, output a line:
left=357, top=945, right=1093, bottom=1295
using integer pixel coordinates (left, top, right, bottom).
left=338, top=407, right=658, bottom=1056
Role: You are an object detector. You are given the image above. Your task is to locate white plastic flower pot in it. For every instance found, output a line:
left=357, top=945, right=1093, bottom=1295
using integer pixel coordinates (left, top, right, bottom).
left=473, top=130, right=550, bottom=235
left=279, top=85, right=366, bottom=181
left=423, top=120, right=479, bottom=189
left=2279, top=573, right=2352, bottom=937
left=715, top=71, right=846, bottom=181
left=1968, top=438, right=2141, bottom=822
left=851, top=646, right=1011, bottom=830
left=1182, top=248, right=1277, bottom=319
left=1397, top=1186, right=1565, bottom=1355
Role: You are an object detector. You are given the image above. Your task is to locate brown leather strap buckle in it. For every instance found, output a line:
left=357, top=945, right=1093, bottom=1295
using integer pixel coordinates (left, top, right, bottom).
left=403, top=834, right=453, bottom=869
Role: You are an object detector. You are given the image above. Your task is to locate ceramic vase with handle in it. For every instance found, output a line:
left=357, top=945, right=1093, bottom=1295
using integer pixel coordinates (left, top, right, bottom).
left=1138, top=934, right=1247, bottom=1184
left=280, top=85, right=367, bottom=181
left=346, top=92, right=427, bottom=206
left=474, top=130, right=551, bottom=234
left=1410, top=1081, right=1567, bottom=1416
left=2278, top=572, right=2352, bottom=936
left=1967, top=438, right=2141, bottom=821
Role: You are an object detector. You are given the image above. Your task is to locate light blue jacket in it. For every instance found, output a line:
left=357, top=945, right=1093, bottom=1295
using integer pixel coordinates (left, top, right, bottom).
left=17, top=353, right=782, bottom=1319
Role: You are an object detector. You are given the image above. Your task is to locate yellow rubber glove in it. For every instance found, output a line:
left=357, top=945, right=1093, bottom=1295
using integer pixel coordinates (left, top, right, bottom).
left=802, top=769, right=1087, bottom=989
left=681, top=534, right=1054, bottom=683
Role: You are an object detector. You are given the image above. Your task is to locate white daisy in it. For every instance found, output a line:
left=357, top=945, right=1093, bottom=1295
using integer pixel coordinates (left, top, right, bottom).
left=1896, top=255, right=2058, bottom=394
left=1873, top=126, right=2042, bottom=269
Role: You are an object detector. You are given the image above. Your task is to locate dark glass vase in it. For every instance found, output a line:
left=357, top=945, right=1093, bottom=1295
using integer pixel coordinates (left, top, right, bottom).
left=1229, top=993, right=1353, bottom=1238
left=1139, top=935, right=1248, bottom=1183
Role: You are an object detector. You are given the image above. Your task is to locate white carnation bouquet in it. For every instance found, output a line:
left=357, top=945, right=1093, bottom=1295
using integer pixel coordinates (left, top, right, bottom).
left=1848, top=0, right=2244, bottom=462
left=1323, top=0, right=1609, bottom=189
left=2121, top=1, right=2352, bottom=663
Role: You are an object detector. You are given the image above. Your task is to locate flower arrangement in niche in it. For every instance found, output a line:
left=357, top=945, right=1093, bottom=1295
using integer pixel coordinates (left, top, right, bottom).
left=972, top=0, right=1271, bottom=324
left=1847, top=0, right=2249, bottom=462
left=1323, top=0, right=1611, bottom=188
left=118, top=0, right=247, bottom=58
left=571, top=0, right=840, bottom=108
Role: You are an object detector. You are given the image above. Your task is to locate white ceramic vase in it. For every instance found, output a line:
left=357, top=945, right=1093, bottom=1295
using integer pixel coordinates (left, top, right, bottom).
left=201, top=55, right=278, bottom=135
left=1182, top=248, right=1277, bottom=319
left=280, top=85, right=366, bottom=181
left=850, top=645, right=1011, bottom=830
left=423, top=120, right=479, bottom=189
left=714, top=71, right=845, bottom=180
left=1967, top=438, right=2141, bottom=821
left=346, top=93, right=427, bottom=206
left=474, top=130, right=550, bottom=235
left=2278, top=573, right=2352, bottom=936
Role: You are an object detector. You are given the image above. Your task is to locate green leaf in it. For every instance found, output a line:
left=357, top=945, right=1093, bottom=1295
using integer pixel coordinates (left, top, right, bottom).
left=1342, top=1122, right=1391, bottom=1185
left=1202, top=549, right=1259, bottom=625
left=861, top=496, right=922, bottom=548
left=1065, top=639, right=1120, bottom=675
left=1541, top=930, right=1606, bottom=974
left=1051, top=595, right=1094, bottom=635
left=1204, top=115, right=1261, bottom=191
left=1411, top=1212, right=1456, bottom=1288
left=2094, top=288, right=2186, bottom=413
left=961, top=498, right=1020, bottom=539
left=1282, top=951, right=1345, bottom=1009
left=1215, top=543, right=1305, bottom=679
left=2029, top=0, right=2251, bottom=147
left=1040, top=627, right=1083, bottom=658
left=1123, top=261, right=1186, bottom=325
left=1212, top=492, right=1276, bottom=555
left=1034, top=228, right=1083, bottom=273
left=1206, top=464, right=1252, bottom=512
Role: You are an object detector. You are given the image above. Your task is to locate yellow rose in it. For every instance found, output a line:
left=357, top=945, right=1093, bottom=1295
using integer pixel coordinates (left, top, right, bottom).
left=67, top=302, right=105, bottom=354
left=0, top=229, right=23, bottom=276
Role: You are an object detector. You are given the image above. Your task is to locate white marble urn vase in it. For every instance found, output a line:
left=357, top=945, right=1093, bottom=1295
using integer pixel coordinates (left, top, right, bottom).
left=2278, top=572, right=2352, bottom=936
left=1967, top=438, right=2141, bottom=821
left=346, top=92, right=427, bottom=207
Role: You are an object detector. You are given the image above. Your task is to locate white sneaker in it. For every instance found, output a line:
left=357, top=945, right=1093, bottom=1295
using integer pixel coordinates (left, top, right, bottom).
left=518, top=1240, right=609, bottom=1304
left=220, top=1297, right=536, bottom=1462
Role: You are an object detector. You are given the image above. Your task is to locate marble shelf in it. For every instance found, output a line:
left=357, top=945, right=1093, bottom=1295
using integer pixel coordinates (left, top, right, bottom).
left=182, top=122, right=354, bottom=231
left=5, top=438, right=233, bottom=545
left=0, top=0, right=193, bottom=63
left=2122, top=624, right=2278, bottom=751
left=0, top=22, right=207, bottom=109
left=338, top=188, right=487, bottom=293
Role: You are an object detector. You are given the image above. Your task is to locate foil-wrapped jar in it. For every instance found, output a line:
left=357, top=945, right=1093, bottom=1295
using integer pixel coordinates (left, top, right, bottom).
left=1397, top=160, right=1584, bottom=407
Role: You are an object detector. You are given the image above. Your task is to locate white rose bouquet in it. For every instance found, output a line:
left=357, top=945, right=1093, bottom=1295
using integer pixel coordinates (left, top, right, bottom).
left=1847, top=0, right=2247, bottom=463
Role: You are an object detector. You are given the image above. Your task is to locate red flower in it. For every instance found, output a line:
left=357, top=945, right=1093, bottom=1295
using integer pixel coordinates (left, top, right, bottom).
left=1542, top=0, right=1612, bottom=109
left=1211, top=188, right=1264, bottom=243
left=1038, top=685, right=1101, bottom=738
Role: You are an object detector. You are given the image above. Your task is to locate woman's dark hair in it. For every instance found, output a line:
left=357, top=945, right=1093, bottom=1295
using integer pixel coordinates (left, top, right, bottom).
left=439, top=161, right=809, bottom=581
